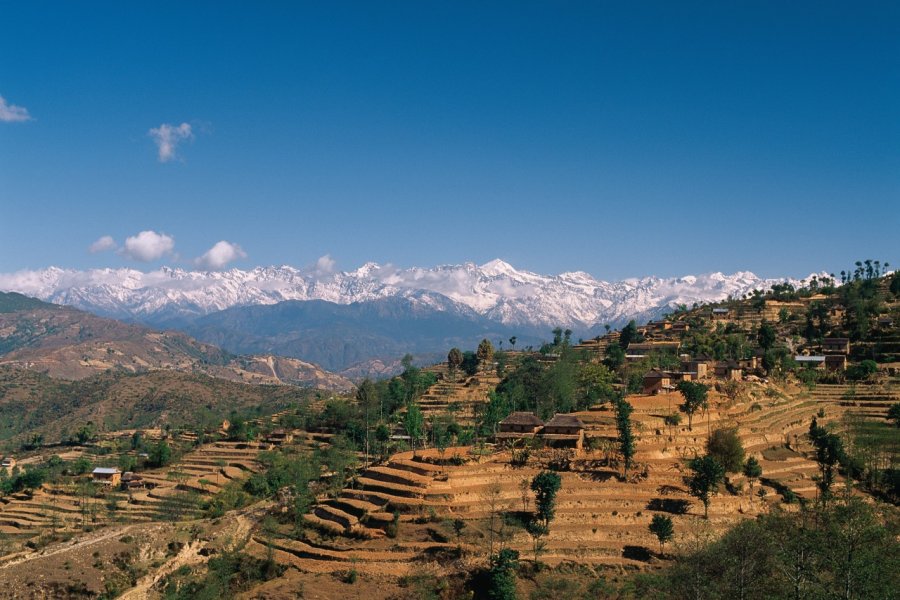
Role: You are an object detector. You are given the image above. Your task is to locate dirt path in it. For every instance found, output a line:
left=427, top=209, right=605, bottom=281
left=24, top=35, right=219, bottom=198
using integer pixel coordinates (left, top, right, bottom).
left=119, top=512, right=255, bottom=600
left=119, top=538, right=205, bottom=600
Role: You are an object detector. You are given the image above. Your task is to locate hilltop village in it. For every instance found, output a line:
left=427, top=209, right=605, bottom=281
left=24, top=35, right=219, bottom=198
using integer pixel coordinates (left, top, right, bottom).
left=0, top=264, right=896, bottom=599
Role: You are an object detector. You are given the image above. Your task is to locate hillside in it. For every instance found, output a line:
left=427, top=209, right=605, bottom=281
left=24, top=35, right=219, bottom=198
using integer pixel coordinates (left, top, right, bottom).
left=0, top=367, right=318, bottom=445
left=0, top=292, right=353, bottom=391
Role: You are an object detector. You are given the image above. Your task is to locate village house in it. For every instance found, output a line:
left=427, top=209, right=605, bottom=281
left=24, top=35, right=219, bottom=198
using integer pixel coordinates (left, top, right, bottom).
left=714, top=360, right=743, bottom=380
left=92, top=467, right=122, bottom=487
left=828, top=306, right=846, bottom=324
left=669, top=321, right=690, bottom=334
left=825, top=355, right=847, bottom=371
left=642, top=370, right=672, bottom=395
left=121, top=471, right=145, bottom=490
left=795, top=355, right=826, bottom=370
left=738, top=356, right=759, bottom=371
left=496, top=412, right=544, bottom=441
left=668, top=371, right=694, bottom=383
left=822, top=338, right=851, bottom=354
left=266, top=428, right=294, bottom=446
left=1, top=456, right=15, bottom=473
left=627, top=341, right=681, bottom=354
left=711, top=307, right=731, bottom=320
left=682, top=360, right=708, bottom=378
left=540, top=414, right=586, bottom=449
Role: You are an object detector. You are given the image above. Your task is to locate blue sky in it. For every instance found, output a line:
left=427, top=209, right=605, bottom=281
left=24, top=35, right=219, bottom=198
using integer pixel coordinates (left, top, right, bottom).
left=1, top=2, right=897, bottom=280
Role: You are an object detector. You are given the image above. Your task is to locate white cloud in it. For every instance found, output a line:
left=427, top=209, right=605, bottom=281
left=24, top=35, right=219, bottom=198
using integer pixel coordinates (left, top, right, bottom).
left=120, top=230, right=175, bottom=262
left=194, top=241, right=247, bottom=270
left=148, top=122, right=194, bottom=162
left=0, top=95, right=31, bottom=122
left=315, top=254, right=336, bottom=275
left=88, top=235, right=117, bottom=253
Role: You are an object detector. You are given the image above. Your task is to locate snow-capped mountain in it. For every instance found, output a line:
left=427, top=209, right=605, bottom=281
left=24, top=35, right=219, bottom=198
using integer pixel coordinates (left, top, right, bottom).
left=0, top=260, right=815, bottom=330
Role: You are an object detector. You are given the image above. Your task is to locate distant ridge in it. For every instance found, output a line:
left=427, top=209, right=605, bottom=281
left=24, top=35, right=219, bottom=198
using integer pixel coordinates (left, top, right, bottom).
left=0, top=261, right=818, bottom=330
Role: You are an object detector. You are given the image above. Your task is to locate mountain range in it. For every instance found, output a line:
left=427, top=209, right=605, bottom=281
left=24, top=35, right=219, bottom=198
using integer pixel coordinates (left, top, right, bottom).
left=0, top=260, right=817, bottom=375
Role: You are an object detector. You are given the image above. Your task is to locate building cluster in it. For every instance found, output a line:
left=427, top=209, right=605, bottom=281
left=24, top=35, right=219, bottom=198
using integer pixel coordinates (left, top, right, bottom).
left=495, top=412, right=586, bottom=449
left=795, top=337, right=851, bottom=372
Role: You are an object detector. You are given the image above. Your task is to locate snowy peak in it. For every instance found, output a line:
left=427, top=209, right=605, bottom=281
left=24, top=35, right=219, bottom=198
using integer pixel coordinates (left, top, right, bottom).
left=0, top=261, right=816, bottom=330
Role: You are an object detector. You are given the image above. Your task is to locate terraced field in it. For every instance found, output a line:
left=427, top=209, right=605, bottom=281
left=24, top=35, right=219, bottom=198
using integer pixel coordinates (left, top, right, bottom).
left=0, top=440, right=265, bottom=558
left=268, top=379, right=897, bottom=578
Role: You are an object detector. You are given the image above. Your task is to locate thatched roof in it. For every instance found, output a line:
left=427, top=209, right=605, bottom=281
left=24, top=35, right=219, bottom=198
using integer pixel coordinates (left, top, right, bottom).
left=500, top=412, right=544, bottom=427
left=544, top=414, right=585, bottom=429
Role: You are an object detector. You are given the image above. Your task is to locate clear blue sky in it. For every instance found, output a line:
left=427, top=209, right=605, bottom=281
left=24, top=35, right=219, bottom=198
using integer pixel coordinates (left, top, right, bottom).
left=1, top=2, right=897, bottom=279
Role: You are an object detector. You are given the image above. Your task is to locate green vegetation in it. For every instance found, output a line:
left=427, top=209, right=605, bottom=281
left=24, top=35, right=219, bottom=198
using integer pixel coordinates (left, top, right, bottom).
left=677, top=381, right=708, bottom=432
left=644, top=497, right=899, bottom=600
left=161, top=551, right=284, bottom=599
left=687, top=455, right=725, bottom=519
left=530, top=471, right=562, bottom=527
left=615, top=398, right=636, bottom=479
left=648, top=514, right=674, bottom=554
left=706, top=427, right=745, bottom=474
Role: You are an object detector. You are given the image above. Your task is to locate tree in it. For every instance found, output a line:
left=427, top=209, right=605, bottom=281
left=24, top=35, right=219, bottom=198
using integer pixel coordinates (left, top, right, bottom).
left=619, top=320, right=638, bottom=349
left=649, top=514, right=674, bottom=554
left=614, top=399, right=636, bottom=479
left=525, top=519, right=548, bottom=566
left=402, top=403, right=424, bottom=456
left=677, top=381, right=709, bottom=431
left=461, top=351, right=479, bottom=376
left=452, top=518, right=466, bottom=548
left=519, top=477, right=531, bottom=512
left=149, top=440, right=172, bottom=468
left=664, top=413, right=682, bottom=440
left=487, top=548, right=519, bottom=600
left=706, top=427, right=745, bottom=473
left=530, top=471, right=562, bottom=527
left=757, top=322, right=777, bottom=351
left=743, top=456, right=763, bottom=497
left=809, top=419, right=845, bottom=500
left=356, top=378, right=378, bottom=467
left=688, top=455, right=725, bottom=519
left=508, top=336, right=517, bottom=350
left=447, top=347, right=463, bottom=381
left=888, top=403, right=900, bottom=428
left=433, top=417, right=452, bottom=468
left=721, top=379, right=743, bottom=404
left=603, top=344, right=625, bottom=370
left=477, top=339, right=495, bottom=371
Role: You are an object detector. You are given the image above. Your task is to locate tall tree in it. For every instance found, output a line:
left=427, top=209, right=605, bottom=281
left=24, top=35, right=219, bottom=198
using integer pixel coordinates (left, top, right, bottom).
left=619, top=320, right=638, bottom=349
left=403, top=403, right=424, bottom=457
left=477, top=339, right=495, bottom=372
left=615, top=398, right=636, bottom=479
left=530, top=471, right=562, bottom=527
left=757, top=321, right=777, bottom=351
left=743, top=456, right=763, bottom=497
left=447, top=347, right=463, bottom=382
left=688, top=455, right=725, bottom=519
left=649, top=514, right=674, bottom=554
left=677, top=381, right=709, bottom=431
left=487, top=548, right=519, bottom=600
left=706, top=427, right=745, bottom=473
left=356, top=378, right=378, bottom=468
